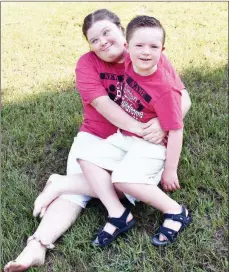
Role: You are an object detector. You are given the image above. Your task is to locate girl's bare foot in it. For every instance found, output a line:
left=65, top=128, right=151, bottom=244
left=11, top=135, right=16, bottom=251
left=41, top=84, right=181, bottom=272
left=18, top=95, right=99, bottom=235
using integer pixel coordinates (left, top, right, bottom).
left=4, top=239, right=47, bottom=272
left=33, top=174, right=65, bottom=218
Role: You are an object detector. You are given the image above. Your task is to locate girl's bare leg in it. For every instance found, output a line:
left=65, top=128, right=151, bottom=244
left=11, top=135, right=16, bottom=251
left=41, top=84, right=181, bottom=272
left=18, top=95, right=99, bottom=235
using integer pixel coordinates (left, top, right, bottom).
left=4, top=198, right=82, bottom=272
left=33, top=173, right=97, bottom=217
left=5, top=173, right=97, bottom=271
left=4, top=172, right=126, bottom=271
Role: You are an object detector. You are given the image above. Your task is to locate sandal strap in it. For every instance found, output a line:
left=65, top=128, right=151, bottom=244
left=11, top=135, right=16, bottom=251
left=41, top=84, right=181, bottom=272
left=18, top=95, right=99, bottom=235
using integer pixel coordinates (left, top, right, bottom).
left=97, top=230, right=113, bottom=244
left=107, top=209, right=130, bottom=229
left=27, top=235, right=55, bottom=249
left=158, top=226, right=178, bottom=242
left=164, top=206, right=188, bottom=225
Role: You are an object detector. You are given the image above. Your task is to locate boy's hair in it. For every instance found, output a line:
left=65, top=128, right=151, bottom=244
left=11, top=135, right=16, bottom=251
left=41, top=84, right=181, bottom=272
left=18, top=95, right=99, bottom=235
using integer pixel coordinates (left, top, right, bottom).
left=82, top=9, right=125, bottom=39
left=126, top=15, right=166, bottom=46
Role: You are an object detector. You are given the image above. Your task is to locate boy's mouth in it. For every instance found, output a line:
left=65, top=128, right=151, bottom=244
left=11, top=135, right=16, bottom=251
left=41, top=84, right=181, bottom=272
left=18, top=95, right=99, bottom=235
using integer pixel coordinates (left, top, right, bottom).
left=139, top=58, right=151, bottom=61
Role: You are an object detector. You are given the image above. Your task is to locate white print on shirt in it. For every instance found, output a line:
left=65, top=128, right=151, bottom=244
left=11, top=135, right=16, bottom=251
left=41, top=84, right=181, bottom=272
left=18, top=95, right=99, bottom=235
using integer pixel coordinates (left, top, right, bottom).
left=121, top=84, right=144, bottom=120
left=123, top=88, right=138, bottom=103
left=115, top=81, right=123, bottom=102
left=121, top=100, right=144, bottom=120
left=105, top=82, right=123, bottom=105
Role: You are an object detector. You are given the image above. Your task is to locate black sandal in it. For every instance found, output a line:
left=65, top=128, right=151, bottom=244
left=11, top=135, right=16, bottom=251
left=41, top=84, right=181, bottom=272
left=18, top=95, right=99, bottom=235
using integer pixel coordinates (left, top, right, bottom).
left=152, top=206, right=192, bottom=247
left=91, top=209, right=136, bottom=247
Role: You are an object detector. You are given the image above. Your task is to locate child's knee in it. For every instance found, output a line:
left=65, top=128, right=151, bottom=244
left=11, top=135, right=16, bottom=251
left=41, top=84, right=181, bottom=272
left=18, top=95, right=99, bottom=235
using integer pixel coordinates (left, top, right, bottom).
left=78, top=159, right=94, bottom=170
left=113, top=181, right=124, bottom=191
left=112, top=169, right=131, bottom=192
left=77, top=158, right=84, bottom=166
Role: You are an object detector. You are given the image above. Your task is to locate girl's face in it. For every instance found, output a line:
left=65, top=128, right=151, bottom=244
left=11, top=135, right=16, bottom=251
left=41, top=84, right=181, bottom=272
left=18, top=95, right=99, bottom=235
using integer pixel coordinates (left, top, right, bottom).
left=87, top=20, right=126, bottom=63
left=128, top=27, right=164, bottom=76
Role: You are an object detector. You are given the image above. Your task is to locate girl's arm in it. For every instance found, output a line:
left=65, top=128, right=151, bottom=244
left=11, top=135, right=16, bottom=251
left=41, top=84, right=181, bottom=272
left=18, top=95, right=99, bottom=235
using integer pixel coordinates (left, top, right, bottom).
left=91, top=96, right=146, bottom=136
left=92, top=89, right=190, bottom=143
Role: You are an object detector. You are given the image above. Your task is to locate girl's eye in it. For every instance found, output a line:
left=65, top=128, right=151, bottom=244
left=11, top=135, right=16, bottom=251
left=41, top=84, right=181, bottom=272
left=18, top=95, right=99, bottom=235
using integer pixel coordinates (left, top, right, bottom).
left=136, top=45, right=142, bottom=47
left=92, top=39, right=98, bottom=44
left=104, top=30, right=110, bottom=36
left=151, top=45, right=158, bottom=49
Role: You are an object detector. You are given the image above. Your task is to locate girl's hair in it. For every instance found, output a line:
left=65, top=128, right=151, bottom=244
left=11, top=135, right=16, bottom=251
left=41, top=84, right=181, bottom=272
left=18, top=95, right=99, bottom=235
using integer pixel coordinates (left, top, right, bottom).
left=82, top=9, right=125, bottom=39
left=126, top=15, right=166, bottom=45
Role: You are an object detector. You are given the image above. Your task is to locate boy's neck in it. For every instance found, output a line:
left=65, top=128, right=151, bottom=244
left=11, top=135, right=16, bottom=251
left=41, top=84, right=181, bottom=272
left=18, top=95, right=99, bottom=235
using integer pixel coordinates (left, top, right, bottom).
left=133, top=64, right=158, bottom=76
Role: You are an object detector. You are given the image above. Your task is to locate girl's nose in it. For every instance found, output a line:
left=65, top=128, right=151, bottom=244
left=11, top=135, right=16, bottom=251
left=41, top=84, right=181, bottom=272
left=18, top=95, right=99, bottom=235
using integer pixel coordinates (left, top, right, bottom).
left=100, top=37, right=108, bottom=46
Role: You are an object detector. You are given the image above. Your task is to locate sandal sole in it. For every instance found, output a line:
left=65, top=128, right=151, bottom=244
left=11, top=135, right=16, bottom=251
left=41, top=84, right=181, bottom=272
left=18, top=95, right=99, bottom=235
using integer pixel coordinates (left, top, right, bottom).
left=152, top=215, right=192, bottom=247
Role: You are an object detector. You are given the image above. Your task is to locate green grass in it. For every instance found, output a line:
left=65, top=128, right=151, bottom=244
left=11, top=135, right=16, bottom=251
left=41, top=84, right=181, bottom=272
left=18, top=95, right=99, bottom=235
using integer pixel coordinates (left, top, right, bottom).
left=2, top=2, right=228, bottom=272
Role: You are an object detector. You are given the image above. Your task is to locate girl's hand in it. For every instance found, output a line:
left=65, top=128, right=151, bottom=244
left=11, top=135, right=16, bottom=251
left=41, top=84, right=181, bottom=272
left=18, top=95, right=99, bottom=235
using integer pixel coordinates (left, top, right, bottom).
left=142, top=118, right=166, bottom=144
left=161, top=168, right=180, bottom=192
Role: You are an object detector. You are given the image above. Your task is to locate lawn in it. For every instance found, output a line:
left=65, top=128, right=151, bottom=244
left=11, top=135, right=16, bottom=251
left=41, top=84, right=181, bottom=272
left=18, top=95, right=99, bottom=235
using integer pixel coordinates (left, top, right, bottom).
left=1, top=2, right=228, bottom=272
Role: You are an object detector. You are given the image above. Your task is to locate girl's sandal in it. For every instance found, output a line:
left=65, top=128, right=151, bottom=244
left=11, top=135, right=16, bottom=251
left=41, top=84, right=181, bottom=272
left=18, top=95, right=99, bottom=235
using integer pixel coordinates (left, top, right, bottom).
left=91, top=209, right=136, bottom=247
left=152, top=206, right=192, bottom=247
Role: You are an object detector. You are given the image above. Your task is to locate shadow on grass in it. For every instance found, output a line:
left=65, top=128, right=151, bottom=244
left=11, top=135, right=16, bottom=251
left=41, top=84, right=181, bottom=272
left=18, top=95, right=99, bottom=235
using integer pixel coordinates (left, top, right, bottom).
left=2, top=82, right=84, bottom=188
left=2, top=63, right=227, bottom=182
left=2, top=63, right=228, bottom=271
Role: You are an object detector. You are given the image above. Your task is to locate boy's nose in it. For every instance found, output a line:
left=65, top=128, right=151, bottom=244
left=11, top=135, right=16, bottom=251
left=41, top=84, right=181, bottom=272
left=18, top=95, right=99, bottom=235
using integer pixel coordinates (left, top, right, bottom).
left=142, top=46, right=150, bottom=55
left=143, top=49, right=150, bottom=55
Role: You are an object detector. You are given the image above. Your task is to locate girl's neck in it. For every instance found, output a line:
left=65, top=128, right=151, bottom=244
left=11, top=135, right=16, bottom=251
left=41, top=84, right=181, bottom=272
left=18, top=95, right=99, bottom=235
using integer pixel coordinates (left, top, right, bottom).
left=115, top=48, right=128, bottom=63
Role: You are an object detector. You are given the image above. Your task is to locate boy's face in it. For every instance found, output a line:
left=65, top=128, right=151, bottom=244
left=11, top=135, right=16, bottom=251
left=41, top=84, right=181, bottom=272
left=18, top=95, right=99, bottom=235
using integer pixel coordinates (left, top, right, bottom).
left=128, top=27, right=164, bottom=76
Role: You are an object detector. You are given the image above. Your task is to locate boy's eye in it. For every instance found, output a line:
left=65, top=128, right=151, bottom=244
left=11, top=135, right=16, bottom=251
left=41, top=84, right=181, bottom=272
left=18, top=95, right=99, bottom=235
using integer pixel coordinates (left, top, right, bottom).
left=151, top=45, right=158, bottom=49
left=136, top=44, right=142, bottom=47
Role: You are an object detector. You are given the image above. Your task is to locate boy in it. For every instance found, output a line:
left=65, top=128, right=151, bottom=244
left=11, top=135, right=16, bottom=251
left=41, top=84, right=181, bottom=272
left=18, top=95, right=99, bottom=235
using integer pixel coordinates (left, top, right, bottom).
left=119, top=15, right=183, bottom=192
left=75, top=15, right=192, bottom=247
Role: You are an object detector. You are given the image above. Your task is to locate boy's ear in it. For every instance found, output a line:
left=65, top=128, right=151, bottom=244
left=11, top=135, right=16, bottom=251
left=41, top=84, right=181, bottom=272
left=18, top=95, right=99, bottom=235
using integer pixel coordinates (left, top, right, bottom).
left=162, top=46, right=165, bottom=52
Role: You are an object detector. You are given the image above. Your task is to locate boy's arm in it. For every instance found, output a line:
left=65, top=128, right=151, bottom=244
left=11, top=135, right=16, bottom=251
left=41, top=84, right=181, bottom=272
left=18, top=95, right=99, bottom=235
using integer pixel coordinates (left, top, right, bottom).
left=161, top=128, right=183, bottom=192
left=181, top=89, right=191, bottom=118
left=142, top=89, right=191, bottom=143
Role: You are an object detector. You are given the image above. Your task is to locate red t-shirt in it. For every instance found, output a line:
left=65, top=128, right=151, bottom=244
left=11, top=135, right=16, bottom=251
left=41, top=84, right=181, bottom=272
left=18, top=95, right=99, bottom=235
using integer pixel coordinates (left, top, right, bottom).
left=76, top=52, right=124, bottom=138
left=76, top=51, right=185, bottom=139
left=122, top=54, right=183, bottom=137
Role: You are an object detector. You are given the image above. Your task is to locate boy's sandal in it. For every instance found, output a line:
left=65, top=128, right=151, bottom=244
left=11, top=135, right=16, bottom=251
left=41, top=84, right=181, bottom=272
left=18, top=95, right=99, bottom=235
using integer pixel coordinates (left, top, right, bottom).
left=92, top=209, right=136, bottom=247
left=27, top=235, right=55, bottom=249
left=152, top=206, right=192, bottom=247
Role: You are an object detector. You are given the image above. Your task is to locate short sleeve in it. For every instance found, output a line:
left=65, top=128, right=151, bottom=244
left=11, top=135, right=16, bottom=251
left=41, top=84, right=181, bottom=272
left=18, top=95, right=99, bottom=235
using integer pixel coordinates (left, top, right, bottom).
left=76, top=53, right=108, bottom=104
left=153, top=88, right=183, bottom=131
left=159, top=54, right=185, bottom=90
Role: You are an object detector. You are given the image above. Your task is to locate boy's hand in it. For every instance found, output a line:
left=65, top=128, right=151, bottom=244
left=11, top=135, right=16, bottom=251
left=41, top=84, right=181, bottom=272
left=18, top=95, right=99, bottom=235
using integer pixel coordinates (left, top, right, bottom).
left=161, top=168, right=180, bottom=192
left=141, top=118, right=166, bottom=144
